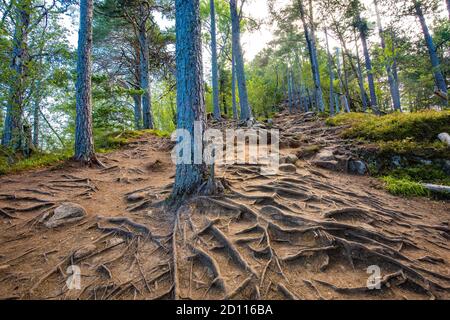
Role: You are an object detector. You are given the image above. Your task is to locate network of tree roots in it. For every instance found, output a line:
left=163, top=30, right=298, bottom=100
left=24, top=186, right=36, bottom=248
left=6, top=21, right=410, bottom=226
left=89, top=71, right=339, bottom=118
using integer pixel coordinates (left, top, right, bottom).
left=0, top=113, right=449, bottom=300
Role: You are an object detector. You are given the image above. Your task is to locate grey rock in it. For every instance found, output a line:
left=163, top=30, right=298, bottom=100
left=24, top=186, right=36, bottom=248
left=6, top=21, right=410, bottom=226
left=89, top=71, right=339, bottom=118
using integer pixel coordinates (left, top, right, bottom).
left=348, top=160, right=368, bottom=175
left=44, top=202, right=87, bottom=228
left=279, top=164, right=297, bottom=173
left=391, top=156, right=402, bottom=168
left=313, top=160, right=339, bottom=171
left=127, top=192, right=146, bottom=202
left=280, top=154, right=299, bottom=165
left=314, top=149, right=335, bottom=162
left=443, top=160, right=450, bottom=176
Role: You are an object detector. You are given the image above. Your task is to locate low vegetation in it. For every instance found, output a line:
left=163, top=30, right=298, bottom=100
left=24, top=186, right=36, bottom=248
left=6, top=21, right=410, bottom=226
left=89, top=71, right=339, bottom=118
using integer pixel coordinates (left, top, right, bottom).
left=0, top=129, right=170, bottom=175
left=327, top=111, right=450, bottom=197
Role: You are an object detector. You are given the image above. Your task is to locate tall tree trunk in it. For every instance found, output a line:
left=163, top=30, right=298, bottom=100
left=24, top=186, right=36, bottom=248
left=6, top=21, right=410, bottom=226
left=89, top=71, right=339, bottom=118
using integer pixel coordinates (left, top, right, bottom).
left=287, top=67, right=293, bottom=113
left=446, top=0, right=450, bottom=20
left=2, top=1, right=30, bottom=151
left=231, top=50, right=238, bottom=119
left=74, top=0, right=97, bottom=164
left=33, top=97, right=39, bottom=148
left=354, top=32, right=369, bottom=112
left=374, top=0, right=401, bottom=111
left=133, top=94, right=142, bottom=129
left=357, top=14, right=380, bottom=114
left=336, top=48, right=350, bottom=112
left=172, top=0, right=207, bottom=197
left=210, top=0, right=221, bottom=120
left=138, top=7, right=154, bottom=129
left=298, top=0, right=324, bottom=112
left=414, top=0, right=448, bottom=101
left=230, top=0, right=252, bottom=121
left=325, top=29, right=335, bottom=116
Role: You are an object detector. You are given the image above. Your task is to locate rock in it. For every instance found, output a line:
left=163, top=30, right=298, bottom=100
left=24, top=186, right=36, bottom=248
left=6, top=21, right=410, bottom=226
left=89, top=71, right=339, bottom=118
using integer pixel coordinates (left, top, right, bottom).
left=314, top=149, right=335, bottom=162
left=348, top=160, right=368, bottom=175
left=313, top=160, right=339, bottom=171
left=391, top=156, right=402, bottom=168
left=127, top=192, right=146, bottom=202
left=73, top=244, right=97, bottom=260
left=443, top=160, right=450, bottom=176
left=280, top=154, right=298, bottom=165
left=279, top=164, right=297, bottom=173
left=438, top=132, right=450, bottom=147
left=44, top=202, right=87, bottom=228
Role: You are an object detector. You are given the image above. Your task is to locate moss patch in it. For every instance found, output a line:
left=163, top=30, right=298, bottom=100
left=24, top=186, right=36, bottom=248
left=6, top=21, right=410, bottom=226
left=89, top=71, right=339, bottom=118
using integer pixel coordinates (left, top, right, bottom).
left=95, top=129, right=171, bottom=153
left=0, top=149, right=72, bottom=176
left=382, top=176, right=430, bottom=197
left=326, top=110, right=450, bottom=142
left=326, top=111, right=450, bottom=197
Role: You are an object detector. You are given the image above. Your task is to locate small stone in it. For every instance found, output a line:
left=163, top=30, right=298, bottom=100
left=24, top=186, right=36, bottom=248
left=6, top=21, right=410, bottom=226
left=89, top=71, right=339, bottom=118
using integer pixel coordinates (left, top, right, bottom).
left=127, top=193, right=146, bottom=202
left=314, top=149, right=335, bottom=162
left=348, top=160, right=368, bottom=175
left=313, top=160, right=339, bottom=171
left=279, top=164, right=297, bottom=173
left=280, top=154, right=299, bottom=164
left=44, top=202, right=87, bottom=228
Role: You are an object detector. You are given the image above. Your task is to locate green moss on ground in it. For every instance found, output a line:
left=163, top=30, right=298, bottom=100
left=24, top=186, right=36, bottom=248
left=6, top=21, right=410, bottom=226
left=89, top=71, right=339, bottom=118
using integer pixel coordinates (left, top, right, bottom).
left=0, top=148, right=72, bottom=176
left=0, top=129, right=171, bottom=176
left=326, top=110, right=450, bottom=142
left=326, top=111, right=450, bottom=197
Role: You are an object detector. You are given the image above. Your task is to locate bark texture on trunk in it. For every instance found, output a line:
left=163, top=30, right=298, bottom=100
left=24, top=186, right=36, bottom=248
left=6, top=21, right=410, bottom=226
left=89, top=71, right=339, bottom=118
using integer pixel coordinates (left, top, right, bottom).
left=414, top=1, right=448, bottom=101
left=2, top=2, right=30, bottom=151
left=230, top=0, right=252, bottom=121
left=374, top=0, right=401, bottom=111
left=210, top=0, right=221, bottom=120
left=358, top=15, right=380, bottom=114
left=298, top=0, right=325, bottom=112
left=75, top=0, right=96, bottom=163
left=173, top=0, right=207, bottom=197
left=138, top=14, right=154, bottom=129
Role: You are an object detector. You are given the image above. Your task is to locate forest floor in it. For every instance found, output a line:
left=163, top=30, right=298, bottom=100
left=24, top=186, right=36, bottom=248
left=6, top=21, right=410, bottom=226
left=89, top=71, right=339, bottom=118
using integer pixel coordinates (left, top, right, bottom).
left=0, top=112, right=449, bottom=300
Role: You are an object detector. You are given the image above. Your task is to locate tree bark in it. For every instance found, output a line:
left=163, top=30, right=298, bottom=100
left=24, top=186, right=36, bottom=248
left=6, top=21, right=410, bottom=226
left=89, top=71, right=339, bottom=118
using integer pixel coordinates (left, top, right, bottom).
left=133, top=94, right=142, bottom=130
left=325, top=29, right=335, bottom=116
left=357, top=14, right=380, bottom=114
left=298, top=0, right=325, bottom=112
left=336, top=48, right=350, bottom=112
left=138, top=9, right=154, bottom=129
left=2, top=1, right=30, bottom=151
left=374, top=0, right=401, bottom=111
left=354, top=32, right=369, bottom=112
left=230, top=0, right=252, bottom=121
left=414, top=0, right=448, bottom=102
left=231, top=49, right=238, bottom=119
left=74, top=0, right=97, bottom=164
left=172, top=0, right=207, bottom=197
left=210, top=0, right=221, bottom=120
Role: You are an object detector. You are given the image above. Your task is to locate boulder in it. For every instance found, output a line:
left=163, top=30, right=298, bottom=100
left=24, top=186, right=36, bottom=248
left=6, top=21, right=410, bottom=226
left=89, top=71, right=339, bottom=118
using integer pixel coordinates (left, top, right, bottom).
left=348, top=160, right=368, bottom=175
left=279, top=164, right=297, bottom=173
left=314, top=149, right=335, bottom=162
left=443, top=160, right=450, bottom=176
left=280, top=154, right=299, bottom=165
left=44, top=202, right=87, bottom=228
left=312, top=160, right=339, bottom=171
left=438, top=132, right=450, bottom=147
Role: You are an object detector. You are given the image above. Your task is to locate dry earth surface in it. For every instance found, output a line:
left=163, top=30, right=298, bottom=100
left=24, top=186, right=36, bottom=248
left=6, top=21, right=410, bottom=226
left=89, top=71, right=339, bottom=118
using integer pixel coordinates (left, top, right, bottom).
left=0, top=112, right=449, bottom=300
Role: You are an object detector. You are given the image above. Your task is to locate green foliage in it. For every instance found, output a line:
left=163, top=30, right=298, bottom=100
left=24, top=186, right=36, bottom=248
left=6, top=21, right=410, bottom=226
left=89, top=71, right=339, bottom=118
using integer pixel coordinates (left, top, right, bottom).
left=0, top=148, right=72, bottom=176
left=326, top=111, right=450, bottom=142
left=382, top=176, right=430, bottom=197
left=389, top=164, right=450, bottom=185
left=94, top=129, right=170, bottom=153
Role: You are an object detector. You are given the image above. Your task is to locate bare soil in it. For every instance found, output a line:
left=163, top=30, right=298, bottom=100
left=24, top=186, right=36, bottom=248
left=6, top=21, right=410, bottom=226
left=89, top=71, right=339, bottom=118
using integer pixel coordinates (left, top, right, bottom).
left=0, top=113, right=448, bottom=300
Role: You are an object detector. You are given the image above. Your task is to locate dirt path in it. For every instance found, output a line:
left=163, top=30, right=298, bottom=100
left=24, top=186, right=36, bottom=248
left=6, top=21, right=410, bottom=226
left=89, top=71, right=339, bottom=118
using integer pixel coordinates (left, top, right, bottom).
left=0, top=115, right=449, bottom=300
